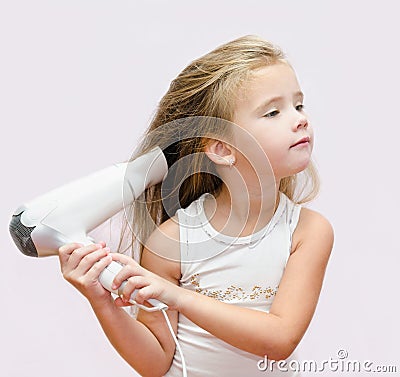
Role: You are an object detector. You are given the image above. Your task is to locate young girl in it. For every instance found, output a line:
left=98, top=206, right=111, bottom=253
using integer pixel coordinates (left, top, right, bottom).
left=58, top=35, right=334, bottom=376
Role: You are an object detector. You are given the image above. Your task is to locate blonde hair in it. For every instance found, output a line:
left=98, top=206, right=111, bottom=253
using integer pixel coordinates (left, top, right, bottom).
left=119, top=35, right=320, bottom=257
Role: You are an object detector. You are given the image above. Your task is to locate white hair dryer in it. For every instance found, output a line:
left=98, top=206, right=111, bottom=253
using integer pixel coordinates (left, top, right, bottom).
left=9, top=147, right=169, bottom=311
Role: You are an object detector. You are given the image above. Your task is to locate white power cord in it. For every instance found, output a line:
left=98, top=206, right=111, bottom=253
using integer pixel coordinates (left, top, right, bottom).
left=161, top=308, right=187, bottom=377
left=131, top=302, right=187, bottom=377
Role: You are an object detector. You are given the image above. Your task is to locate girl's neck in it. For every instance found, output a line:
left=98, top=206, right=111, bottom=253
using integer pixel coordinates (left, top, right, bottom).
left=203, top=181, right=281, bottom=238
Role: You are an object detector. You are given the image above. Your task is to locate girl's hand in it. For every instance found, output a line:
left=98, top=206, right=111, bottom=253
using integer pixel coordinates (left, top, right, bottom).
left=58, top=242, right=113, bottom=305
left=110, top=253, right=182, bottom=311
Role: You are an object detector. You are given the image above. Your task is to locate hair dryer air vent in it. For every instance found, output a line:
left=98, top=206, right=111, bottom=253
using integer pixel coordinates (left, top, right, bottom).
left=9, top=212, right=38, bottom=257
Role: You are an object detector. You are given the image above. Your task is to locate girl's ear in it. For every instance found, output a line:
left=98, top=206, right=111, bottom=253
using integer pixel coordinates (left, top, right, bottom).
left=204, top=139, right=236, bottom=166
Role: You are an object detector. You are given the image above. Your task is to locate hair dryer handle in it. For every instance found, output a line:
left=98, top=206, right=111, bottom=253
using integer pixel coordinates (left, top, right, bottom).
left=99, top=261, right=168, bottom=312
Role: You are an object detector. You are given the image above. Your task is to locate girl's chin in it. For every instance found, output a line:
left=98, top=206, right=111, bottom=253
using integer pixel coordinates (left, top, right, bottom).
left=276, top=159, right=311, bottom=179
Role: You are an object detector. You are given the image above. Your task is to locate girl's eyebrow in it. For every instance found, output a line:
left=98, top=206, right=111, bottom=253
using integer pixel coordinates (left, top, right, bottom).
left=254, top=91, right=304, bottom=114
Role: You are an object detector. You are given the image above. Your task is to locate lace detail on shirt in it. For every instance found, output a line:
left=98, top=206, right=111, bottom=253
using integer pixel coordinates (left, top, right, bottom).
left=190, top=274, right=278, bottom=302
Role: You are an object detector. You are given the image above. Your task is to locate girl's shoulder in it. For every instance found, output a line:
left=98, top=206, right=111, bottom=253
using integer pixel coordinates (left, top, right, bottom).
left=290, top=206, right=334, bottom=255
left=145, top=215, right=181, bottom=260
left=141, top=215, right=181, bottom=280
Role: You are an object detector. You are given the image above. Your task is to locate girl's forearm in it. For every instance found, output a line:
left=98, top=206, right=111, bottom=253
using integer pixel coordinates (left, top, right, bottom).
left=177, top=289, right=293, bottom=360
left=89, top=297, right=170, bottom=377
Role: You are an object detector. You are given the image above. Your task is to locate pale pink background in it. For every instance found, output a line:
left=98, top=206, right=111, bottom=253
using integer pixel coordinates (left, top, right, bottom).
left=1, top=1, right=399, bottom=376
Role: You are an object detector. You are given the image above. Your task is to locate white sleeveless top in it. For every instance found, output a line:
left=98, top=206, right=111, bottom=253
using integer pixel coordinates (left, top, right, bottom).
left=165, top=192, right=302, bottom=377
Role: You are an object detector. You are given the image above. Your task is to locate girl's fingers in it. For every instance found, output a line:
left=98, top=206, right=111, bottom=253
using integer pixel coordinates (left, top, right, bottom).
left=114, top=296, right=133, bottom=307
left=111, top=264, right=145, bottom=291
left=110, top=254, right=142, bottom=290
left=67, top=244, right=107, bottom=272
left=133, top=285, right=155, bottom=305
left=120, top=276, right=148, bottom=303
left=74, top=247, right=111, bottom=276
left=85, top=253, right=113, bottom=281
left=58, top=243, right=83, bottom=266
left=59, top=241, right=106, bottom=259
left=110, top=252, right=135, bottom=265
left=63, top=253, right=112, bottom=294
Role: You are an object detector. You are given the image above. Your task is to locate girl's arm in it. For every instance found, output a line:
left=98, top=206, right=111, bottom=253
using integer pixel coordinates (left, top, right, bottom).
left=177, top=208, right=333, bottom=360
left=58, top=242, right=179, bottom=377
left=113, top=208, right=334, bottom=361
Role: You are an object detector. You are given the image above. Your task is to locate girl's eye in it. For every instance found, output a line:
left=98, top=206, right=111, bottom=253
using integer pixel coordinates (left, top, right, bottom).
left=296, top=104, right=305, bottom=111
left=264, top=110, right=279, bottom=118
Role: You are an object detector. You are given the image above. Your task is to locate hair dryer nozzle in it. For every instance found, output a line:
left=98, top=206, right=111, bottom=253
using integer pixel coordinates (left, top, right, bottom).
left=9, top=212, right=38, bottom=257
left=9, top=146, right=169, bottom=258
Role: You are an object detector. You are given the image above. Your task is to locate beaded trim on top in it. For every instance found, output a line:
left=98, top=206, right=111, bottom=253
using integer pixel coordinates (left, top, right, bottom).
left=196, top=191, right=287, bottom=247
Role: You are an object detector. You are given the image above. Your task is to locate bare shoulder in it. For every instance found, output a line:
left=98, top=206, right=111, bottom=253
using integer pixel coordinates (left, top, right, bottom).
left=291, top=207, right=335, bottom=256
left=141, top=216, right=181, bottom=282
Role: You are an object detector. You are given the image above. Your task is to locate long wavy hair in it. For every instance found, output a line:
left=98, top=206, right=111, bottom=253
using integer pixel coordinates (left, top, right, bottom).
left=118, top=35, right=320, bottom=259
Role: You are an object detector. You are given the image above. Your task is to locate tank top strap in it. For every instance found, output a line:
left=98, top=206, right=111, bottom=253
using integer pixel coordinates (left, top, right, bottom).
left=285, top=197, right=302, bottom=249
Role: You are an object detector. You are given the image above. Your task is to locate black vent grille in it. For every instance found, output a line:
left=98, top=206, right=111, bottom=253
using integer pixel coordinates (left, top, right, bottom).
left=9, top=212, right=38, bottom=257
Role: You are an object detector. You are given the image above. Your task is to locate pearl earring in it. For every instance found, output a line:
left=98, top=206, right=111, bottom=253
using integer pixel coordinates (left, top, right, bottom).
left=229, top=158, right=235, bottom=167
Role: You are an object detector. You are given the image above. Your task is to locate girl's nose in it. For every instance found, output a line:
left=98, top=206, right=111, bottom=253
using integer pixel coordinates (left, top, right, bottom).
left=294, top=115, right=308, bottom=130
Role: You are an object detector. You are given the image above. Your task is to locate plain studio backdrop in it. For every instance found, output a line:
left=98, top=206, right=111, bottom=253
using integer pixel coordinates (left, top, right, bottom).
left=1, top=1, right=399, bottom=376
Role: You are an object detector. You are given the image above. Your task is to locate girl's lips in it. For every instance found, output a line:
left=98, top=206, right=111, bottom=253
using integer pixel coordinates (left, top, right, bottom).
left=290, top=136, right=310, bottom=148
